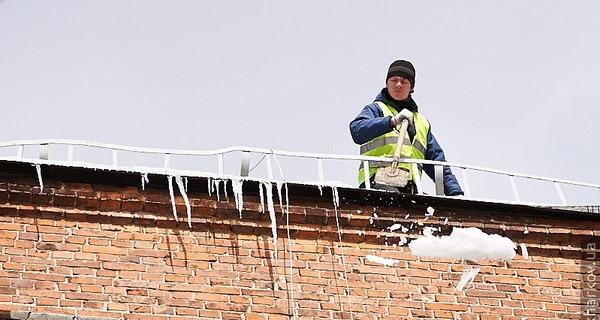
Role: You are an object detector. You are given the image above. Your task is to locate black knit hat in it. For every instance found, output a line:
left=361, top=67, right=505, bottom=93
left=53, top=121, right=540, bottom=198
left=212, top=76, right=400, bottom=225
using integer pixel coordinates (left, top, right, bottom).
left=386, top=60, right=416, bottom=87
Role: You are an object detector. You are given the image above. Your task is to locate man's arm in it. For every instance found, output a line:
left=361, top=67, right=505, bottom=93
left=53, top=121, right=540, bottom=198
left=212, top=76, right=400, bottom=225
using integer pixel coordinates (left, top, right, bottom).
left=349, top=103, right=393, bottom=145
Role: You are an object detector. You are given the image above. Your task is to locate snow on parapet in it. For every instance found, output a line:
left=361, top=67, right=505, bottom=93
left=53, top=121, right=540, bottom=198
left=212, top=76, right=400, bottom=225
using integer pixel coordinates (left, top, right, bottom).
left=409, top=227, right=516, bottom=261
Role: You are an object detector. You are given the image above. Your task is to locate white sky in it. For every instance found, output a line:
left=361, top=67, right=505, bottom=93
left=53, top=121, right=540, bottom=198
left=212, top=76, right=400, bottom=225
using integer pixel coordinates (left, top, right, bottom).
left=1, top=1, right=599, bottom=204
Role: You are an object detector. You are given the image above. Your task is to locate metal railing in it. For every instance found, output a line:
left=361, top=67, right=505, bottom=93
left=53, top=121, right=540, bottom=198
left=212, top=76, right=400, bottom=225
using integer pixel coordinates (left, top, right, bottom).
left=0, top=139, right=598, bottom=206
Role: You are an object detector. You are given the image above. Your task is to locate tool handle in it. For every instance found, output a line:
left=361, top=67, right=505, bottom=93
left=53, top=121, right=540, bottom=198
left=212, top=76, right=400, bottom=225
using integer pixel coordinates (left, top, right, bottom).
left=392, top=119, right=409, bottom=164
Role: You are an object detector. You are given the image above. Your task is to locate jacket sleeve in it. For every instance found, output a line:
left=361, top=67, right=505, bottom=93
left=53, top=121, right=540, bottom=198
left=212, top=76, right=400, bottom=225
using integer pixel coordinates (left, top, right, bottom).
left=422, top=127, right=464, bottom=196
left=349, top=103, right=394, bottom=145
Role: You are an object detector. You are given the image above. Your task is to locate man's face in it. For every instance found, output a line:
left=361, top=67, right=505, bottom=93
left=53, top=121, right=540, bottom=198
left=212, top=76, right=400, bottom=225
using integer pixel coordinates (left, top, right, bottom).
left=386, top=76, right=412, bottom=101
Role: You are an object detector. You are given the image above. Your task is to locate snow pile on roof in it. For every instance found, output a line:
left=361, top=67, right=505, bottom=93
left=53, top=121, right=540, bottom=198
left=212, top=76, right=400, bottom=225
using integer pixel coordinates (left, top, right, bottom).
left=409, top=227, right=516, bottom=261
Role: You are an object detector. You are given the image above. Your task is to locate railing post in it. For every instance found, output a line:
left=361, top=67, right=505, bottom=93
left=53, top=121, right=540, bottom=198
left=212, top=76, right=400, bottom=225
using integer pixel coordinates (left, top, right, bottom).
left=435, top=164, right=444, bottom=195
left=461, top=168, right=471, bottom=198
left=364, top=160, right=370, bottom=189
left=112, top=150, right=118, bottom=166
left=554, top=182, right=568, bottom=205
left=265, top=154, right=273, bottom=180
left=164, top=154, right=171, bottom=168
left=317, top=158, right=324, bottom=183
left=412, top=162, right=422, bottom=194
left=510, top=175, right=520, bottom=203
left=218, top=154, right=224, bottom=175
left=39, top=144, right=48, bottom=160
left=240, top=151, right=250, bottom=177
left=68, top=145, right=74, bottom=162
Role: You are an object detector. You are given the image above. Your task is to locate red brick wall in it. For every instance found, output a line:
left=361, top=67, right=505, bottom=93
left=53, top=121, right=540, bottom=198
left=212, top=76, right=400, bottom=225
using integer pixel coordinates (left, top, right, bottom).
left=0, top=163, right=598, bottom=319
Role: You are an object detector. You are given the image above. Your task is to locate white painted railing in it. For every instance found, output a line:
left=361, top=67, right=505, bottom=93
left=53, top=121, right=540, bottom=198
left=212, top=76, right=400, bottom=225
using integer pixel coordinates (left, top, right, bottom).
left=0, top=139, right=598, bottom=207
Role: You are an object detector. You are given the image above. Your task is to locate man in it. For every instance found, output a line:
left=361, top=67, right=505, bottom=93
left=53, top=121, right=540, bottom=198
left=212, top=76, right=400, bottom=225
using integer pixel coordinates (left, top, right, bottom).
left=349, top=59, right=463, bottom=196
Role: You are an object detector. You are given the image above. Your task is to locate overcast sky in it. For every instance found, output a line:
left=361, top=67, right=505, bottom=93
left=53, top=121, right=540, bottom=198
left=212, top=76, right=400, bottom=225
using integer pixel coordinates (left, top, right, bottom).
left=1, top=1, right=599, bottom=204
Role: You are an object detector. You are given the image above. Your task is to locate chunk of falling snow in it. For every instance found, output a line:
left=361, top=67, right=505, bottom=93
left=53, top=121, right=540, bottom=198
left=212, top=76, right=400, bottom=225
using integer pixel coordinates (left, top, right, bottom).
left=444, top=217, right=448, bottom=225
left=366, top=254, right=399, bottom=267
left=426, top=207, right=435, bottom=216
left=409, top=227, right=516, bottom=261
left=418, top=222, right=424, bottom=226
left=373, top=213, right=378, bottom=218
left=520, top=243, right=529, bottom=259
left=388, top=224, right=402, bottom=232
left=399, top=236, right=408, bottom=246
left=405, top=213, right=410, bottom=219
left=401, top=226, right=408, bottom=233
left=423, top=226, right=437, bottom=236
left=455, top=267, right=480, bottom=291
left=523, top=227, right=529, bottom=234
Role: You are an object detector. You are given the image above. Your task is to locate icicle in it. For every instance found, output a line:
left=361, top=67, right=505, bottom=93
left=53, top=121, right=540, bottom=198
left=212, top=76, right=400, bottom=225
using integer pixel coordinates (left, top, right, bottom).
left=276, top=182, right=284, bottom=212
left=207, top=178, right=212, bottom=197
left=259, top=182, right=265, bottom=213
left=212, top=179, right=221, bottom=201
left=231, top=179, right=244, bottom=218
left=331, top=185, right=354, bottom=319
left=331, top=186, right=339, bottom=209
left=282, top=181, right=297, bottom=318
left=141, top=173, right=149, bottom=190
left=263, top=182, right=278, bottom=260
left=175, top=176, right=192, bottom=229
left=317, top=184, right=323, bottom=196
left=34, top=164, right=44, bottom=193
left=167, top=176, right=179, bottom=222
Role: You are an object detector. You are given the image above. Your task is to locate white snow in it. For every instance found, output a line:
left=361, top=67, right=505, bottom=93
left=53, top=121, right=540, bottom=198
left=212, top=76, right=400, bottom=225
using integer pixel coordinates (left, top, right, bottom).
left=520, top=243, right=529, bottom=259
left=231, top=179, right=244, bottom=218
left=174, top=175, right=192, bottom=228
left=399, top=236, right=408, bottom=246
left=35, top=164, right=43, bottom=192
left=262, top=182, right=278, bottom=259
left=366, top=254, right=399, bottom=267
left=167, top=176, right=179, bottom=222
left=409, top=227, right=516, bottom=261
left=388, top=223, right=402, bottom=232
left=422, top=226, right=439, bottom=237
left=141, top=172, right=149, bottom=190
left=426, top=206, right=435, bottom=216
left=454, top=267, right=480, bottom=291
left=259, top=181, right=265, bottom=213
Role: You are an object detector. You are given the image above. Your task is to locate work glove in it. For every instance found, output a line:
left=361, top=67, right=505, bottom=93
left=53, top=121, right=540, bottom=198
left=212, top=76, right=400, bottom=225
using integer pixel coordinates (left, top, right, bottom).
left=390, top=109, right=414, bottom=127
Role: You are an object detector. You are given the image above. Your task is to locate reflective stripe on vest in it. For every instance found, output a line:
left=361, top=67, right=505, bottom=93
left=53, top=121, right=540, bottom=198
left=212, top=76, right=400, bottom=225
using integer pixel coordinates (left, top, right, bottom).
left=358, top=102, right=430, bottom=186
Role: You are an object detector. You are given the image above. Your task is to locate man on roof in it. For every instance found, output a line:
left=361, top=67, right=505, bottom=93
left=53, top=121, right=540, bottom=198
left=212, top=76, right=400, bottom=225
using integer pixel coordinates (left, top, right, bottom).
left=349, top=59, right=463, bottom=196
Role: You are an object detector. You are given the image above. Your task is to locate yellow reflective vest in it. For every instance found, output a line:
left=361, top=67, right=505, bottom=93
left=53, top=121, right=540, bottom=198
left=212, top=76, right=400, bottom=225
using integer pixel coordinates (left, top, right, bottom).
left=358, top=102, right=430, bottom=186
